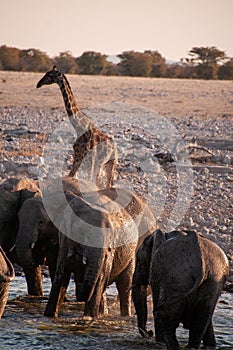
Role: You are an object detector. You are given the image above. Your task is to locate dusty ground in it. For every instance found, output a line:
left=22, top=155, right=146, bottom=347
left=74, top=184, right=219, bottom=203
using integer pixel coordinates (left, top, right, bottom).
left=1, top=70, right=233, bottom=117
left=0, top=71, right=232, bottom=281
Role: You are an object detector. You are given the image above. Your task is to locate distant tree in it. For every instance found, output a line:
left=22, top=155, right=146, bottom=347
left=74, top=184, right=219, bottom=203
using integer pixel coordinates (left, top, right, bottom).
left=218, top=58, right=233, bottom=80
left=76, top=51, right=107, bottom=75
left=18, top=49, right=51, bottom=72
left=53, top=51, right=78, bottom=74
left=0, top=45, right=19, bottom=70
left=118, top=51, right=152, bottom=77
left=102, top=61, right=119, bottom=76
left=187, top=46, right=226, bottom=65
left=185, top=46, right=228, bottom=79
left=144, top=50, right=167, bottom=77
left=165, top=64, right=182, bottom=78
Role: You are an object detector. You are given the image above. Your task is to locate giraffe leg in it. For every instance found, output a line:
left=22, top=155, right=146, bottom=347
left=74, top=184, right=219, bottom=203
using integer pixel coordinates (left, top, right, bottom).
left=105, top=159, right=116, bottom=187
left=68, top=160, right=79, bottom=177
left=68, top=148, right=84, bottom=177
left=96, top=165, right=105, bottom=188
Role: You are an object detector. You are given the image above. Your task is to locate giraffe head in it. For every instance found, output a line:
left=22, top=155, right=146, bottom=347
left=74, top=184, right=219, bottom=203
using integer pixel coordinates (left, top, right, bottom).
left=36, top=66, right=63, bottom=88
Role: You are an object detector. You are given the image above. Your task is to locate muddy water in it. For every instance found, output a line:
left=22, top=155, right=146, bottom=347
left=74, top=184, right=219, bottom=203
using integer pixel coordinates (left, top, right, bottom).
left=1, top=277, right=232, bottom=350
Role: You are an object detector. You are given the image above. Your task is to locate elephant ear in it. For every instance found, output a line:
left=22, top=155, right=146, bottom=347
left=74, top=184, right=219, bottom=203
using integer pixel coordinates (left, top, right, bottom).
left=151, top=230, right=204, bottom=308
left=0, top=190, right=19, bottom=222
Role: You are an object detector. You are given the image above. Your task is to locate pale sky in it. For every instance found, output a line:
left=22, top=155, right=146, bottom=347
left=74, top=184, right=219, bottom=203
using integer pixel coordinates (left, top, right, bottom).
left=1, top=0, right=233, bottom=62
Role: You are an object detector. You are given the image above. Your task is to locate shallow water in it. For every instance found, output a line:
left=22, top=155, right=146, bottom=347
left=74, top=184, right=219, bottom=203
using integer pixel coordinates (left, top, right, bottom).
left=1, top=277, right=232, bottom=350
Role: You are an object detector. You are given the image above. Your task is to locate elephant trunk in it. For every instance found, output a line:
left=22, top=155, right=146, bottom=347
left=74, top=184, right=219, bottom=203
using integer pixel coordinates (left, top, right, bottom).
left=132, top=284, right=151, bottom=337
left=15, top=198, right=44, bottom=296
left=77, top=247, right=105, bottom=303
left=16, top=224, right=43, bottom=296
left=15, top=198, right=45, bottom=268
left=15, top=220, right=36, bottom=268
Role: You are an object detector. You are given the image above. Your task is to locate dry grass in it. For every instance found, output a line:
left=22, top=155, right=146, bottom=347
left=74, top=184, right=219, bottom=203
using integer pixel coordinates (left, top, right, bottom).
left=0, top=133, right=47, bottom=158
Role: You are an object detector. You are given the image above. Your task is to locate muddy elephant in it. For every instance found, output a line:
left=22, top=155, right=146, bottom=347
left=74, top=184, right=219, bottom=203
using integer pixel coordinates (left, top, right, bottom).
left=0, top=246, right=15, bottom=318
left=44, top=186, right=157, bottom=318
left=0, top=177, right=40, bottom=261
left=14, top=176, right=94, bottom=296
left=15, top=197, right=59, bottom=296
left=132, top=229, right=229, bottom=350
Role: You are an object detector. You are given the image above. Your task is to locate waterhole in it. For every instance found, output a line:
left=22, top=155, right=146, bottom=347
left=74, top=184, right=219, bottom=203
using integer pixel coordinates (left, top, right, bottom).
left=0, top=277, right=232, bottom=349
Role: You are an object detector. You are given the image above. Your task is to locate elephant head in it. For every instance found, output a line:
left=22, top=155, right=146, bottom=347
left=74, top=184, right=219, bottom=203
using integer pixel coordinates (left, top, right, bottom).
left=63, top=196, right=117, bottom=305
left=15, top=197, right=58, bottom=295
left=0, top=178, right=40, bottom=259
left=0, top=246, right=15, bottom=318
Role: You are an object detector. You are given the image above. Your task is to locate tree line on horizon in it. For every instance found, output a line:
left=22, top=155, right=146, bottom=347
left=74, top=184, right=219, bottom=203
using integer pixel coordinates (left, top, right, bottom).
left=0, top=44, right=233, bottom=80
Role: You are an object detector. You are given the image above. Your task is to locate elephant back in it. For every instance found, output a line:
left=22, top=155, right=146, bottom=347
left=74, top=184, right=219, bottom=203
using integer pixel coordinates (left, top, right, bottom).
left=61, top=195, right=139, bottom=249
left=150, top=231, right=204, bottom=308
left=88, top=187, right=157, bottom=244
left=198, top=235, right=229, bottom=281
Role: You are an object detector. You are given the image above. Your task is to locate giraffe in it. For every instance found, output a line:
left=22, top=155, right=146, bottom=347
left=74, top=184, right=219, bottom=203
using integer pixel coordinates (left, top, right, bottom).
left=37, top=66, right=117, bottom=188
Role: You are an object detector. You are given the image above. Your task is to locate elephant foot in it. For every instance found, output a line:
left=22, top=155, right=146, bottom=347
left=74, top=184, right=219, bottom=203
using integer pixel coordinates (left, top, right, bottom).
left=44, top=305, right=58, bottom=318
left=82, top=315, right=93, bottom=321
left=139, top=328, right=153, bottom=338
left=44, top=310, right=58, bottom=318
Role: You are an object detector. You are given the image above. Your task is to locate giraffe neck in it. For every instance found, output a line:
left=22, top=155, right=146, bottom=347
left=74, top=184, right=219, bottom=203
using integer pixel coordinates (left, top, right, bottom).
left=58, top=75, right=94, bottom=134
left=58, top=75, right=80, bottom=116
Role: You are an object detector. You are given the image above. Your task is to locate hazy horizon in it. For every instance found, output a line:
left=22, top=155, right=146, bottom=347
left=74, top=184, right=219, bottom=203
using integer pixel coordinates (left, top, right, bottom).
left=1, top=0, right=233, bottom=62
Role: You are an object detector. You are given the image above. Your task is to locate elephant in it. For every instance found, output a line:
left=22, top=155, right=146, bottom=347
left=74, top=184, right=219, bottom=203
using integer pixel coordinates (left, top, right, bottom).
left=15, top=176, right=96, bottom=296
left=0, top=246, right=15, bottom=318
left=15, top=196, right=59, bottom=296
left=132, top=229, right=229, bottom=350
left=0, top=177, right=40, bottom=262
left=43, top=185, right=157, bottom=318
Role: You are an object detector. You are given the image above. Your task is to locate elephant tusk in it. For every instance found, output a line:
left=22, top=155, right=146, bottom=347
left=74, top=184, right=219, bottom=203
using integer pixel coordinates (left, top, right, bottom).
left=9, top=244, right=16, bottom=253
left=82, top=256, right=87, bottom=265
left=31, top=242, right=35, bottom=249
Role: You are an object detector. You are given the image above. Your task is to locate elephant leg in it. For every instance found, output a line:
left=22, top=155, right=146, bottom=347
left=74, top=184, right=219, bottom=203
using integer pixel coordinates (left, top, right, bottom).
left=98, top=290, right=108, bottom=315
left=202, top=320, right=216, bottom=348
left=46, top=245, right=59, bottom=283
left=162, top=328, right=180, bottom=350
left=156, top=312, right=180, bottom=350
left=189, top=312, right=216, bottom=349
left=188, top=281, right=220, bottom=349
left=115, top=259, right=135, bottom=316
left=154, top=315, right=165, bottom=343
left=155, top=299, right=184, bottom=350
left=24, top=266, right=43, bottom=296
left=45, top=269, right=71, bottom=317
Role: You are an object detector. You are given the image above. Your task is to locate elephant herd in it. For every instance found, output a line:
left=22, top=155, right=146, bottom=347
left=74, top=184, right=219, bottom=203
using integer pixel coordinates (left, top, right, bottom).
left=0, top=176, right=229, bottom=350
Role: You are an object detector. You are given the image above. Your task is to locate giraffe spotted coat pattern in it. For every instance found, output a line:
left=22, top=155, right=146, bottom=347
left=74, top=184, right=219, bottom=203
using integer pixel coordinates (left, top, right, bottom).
left=37, top=66, right=117, bottom=188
